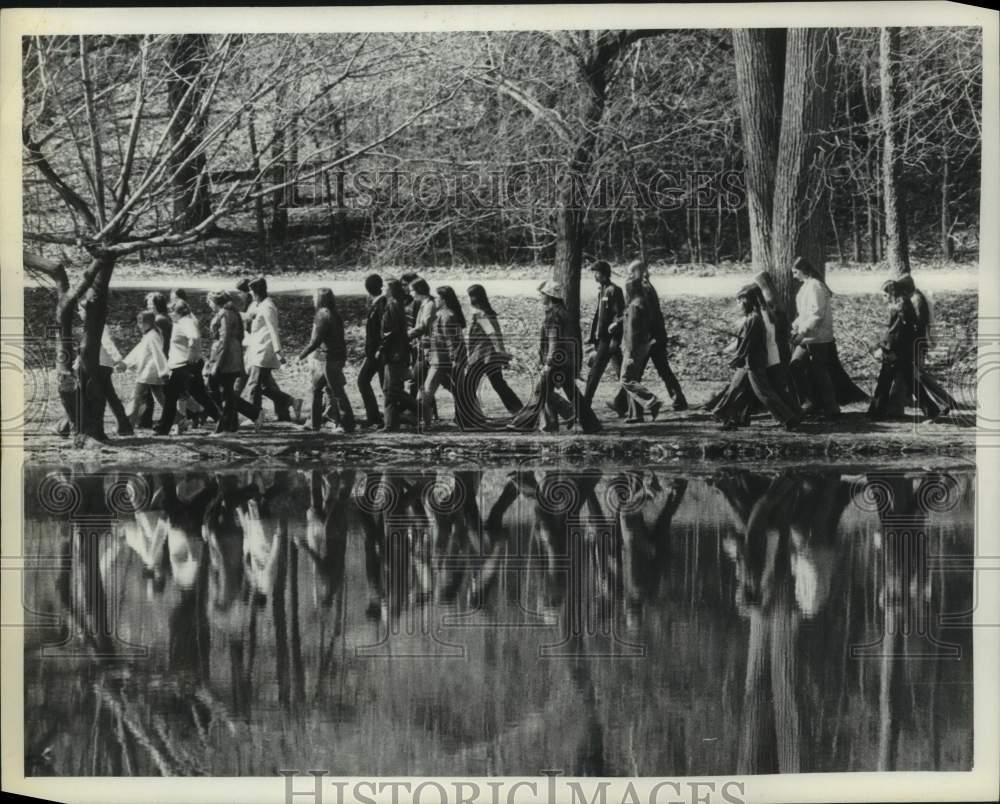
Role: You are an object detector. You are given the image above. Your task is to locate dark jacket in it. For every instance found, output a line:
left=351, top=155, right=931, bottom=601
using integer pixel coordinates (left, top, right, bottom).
left=206, top=304, right=244, bottom=376
left=379, top=297, right=411, bottom=365
left=642, top=279, right=667, bottom=343
left=879, top=301, right=917, bottom=365
left=622, top=298, right=652, bottom=363
left=155, top=312, right=173, bottom=358
left=729, top=311, right=769, bottom=373
left=589, top=281, right=625, bottom=345
left=364, top=295, right=388, bottom=358
left=300, top=307, right=347, bottom=363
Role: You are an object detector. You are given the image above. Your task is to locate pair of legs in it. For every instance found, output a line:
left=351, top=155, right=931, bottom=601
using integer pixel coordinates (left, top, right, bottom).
left=620, top=358, right=662, bottom=422
left=244, top=365, right=294, bottom=422
left=868, top=360, right=941, bottom=420
left=540, top=365, right=601, bottom=433
left=382, top=360, right=418, bottom=432
left=83, top=365, right=133, bottom=438
left=155, top=364, right=221, bottom=434
left=714, top=367, right=800, bottom=428
left=209, top=371, right=256, bottom=432
left=357, top=353, right=384, bottom=426
left=791, top=342, right=839, bottom=416
left=310, top=359, right=356, bottom=431
left=128, top=383, right=165, bottom=427
left=611, top=343, right=686, bottom=414
left=584, top=339, right=622, bottom=405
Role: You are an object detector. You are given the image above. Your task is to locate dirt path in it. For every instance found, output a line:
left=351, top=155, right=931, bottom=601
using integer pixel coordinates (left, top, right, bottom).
left=25, top=409, right=975, bottom=471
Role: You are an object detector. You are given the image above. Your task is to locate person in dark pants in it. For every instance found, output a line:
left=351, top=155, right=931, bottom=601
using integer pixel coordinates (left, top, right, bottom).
left=583, top=260, right=624, bottom=407
left=358, top=273, right=387, bottom=428
left=610, top=260, right=687, bottom=415
left=204, top=291, right=253, bottom=433
left=242, top=276, right=301, bottom=425
left=789, top=256, right=839, bottom=417
left=154, top=300, right=221, bottom=435
left=868, top=280, right=941, bottom=420
left=466, top=283, right=522, bottom=419
left=378, top=279, right=418, bottom=432
left=298, top=287, right=356, bottom=433
left=713, top=285, right=801, bottom=430
left=74, top=295, right=134, bottom=440
left=508, top=281, right=601, bottom=434
left=619, top=278, right=663, bottom=423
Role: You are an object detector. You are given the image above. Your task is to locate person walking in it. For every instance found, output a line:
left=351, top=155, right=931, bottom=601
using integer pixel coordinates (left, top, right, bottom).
left=154, top=300, right=221, bottom=435
left=135, top=292, right=173, bottom=428
left=619, top=277, right=663, bottom=423
left=419, top=285, right=476, bottom=429
left=713, top=285, right=801, bottom=430
left=243, top=276, right=302, bottom=425
left=122, top=310, right=169, bottom=428
left=610, top=260, right=687, bottom=415
left=76, top=294, right=134, bottom=439
left=407, top=277, right=437, bottom=416
left=358, top=273, right=387, bottom=428
left=378, top=279, right=418, bottom=432
left=893, top=273, right=957, bottom=415
left=754, top=271, right=802, bottom=414
left=466, top=283, right=522, bottom=418
left=789, top=256, right=839, bottom=417
left=583, top=260, right=625, bottom=408
left=298, top=288, right=356, bottom=433
left=508, top=281, right=601, bottom=434
left=204, top=290, right=253, bottom=434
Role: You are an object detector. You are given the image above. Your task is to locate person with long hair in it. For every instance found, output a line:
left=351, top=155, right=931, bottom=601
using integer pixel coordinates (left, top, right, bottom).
left=204, top=290, right=253, bottom=434
left=419, top=285, right=475, bottom=429
left=466, top=283, right=523, bottom=418
left=358, top=273, right=387, bottom=428
left=154, top=299, right=221, bottom=435
left=713, top=284, right=801, bottom=430
left=754, top=271, right=801, bottom=413
left=789, top=256, right=839, bottom=417
left=619, top=277, right=663, bottom=423
left=379, top=279, right=419, bottom=432
left=298, top=287, right=356, bottom=433
left=407, top=277, right=437, bottom=418
left=868, top=279, right=942, bottom=420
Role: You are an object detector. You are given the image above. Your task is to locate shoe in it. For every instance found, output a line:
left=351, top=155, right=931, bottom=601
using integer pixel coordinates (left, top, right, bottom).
left=255, top=410, right=265, bottom=428
left=648, top=401, right=662, bottom=421
left=292, top=398, right=304, bottom=423
left=117, top=426, right=135, bottom=437
left=605, top=401, right=625, bottom=418
left=330, top=424, right=345, bottom=434
left=672, top=398, right=688, bottom=412
left=152, top=428, right=170, bottom=437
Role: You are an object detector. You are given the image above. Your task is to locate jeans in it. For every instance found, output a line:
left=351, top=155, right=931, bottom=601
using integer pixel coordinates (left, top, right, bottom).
left=209, top=371, right=253, bottom=432
left=310, top=359, right=356, bottom=430
left=584, top=339, right=622, bottom=404
left=612, top=343, right=685, bottom=413
left=620, top=358, right=662, bottom=420
left=383, top=360, right=416, bottom=431
left=128, top=383, right=165, bottom=425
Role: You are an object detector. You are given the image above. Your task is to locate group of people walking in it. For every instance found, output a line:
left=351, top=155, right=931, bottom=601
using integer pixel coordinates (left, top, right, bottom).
left=71, top=256, right=954, bottom=442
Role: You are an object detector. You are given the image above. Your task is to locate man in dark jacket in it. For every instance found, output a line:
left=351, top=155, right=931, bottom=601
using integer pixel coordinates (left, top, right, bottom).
left=299, top=288, right=356, bottom=433
left=610, top=260, right=688, bottom=414
left=378, top=279, right=418, bottom=432
left=357, top=274, right=387, bottom=428
left=583, top=260, right=625, bottom=406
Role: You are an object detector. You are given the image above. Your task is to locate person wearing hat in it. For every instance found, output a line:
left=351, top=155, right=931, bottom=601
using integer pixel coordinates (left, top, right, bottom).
left=508, top=280, right=601, bottom=433
left=243, top=276, right=303, bottom=426
left=583, top=260, right=625, bottom=408
left=713, top=284, right=801, bottom=430
left=610, top=260, right=688, bottom=416
left=378, top=279, right=419, bottom=431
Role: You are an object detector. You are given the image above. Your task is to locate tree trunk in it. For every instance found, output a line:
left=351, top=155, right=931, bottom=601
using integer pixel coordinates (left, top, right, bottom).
left=771, top=28, right=836, bottom=312
left=940, top=140, right=953, bottom=260
left=75, top=256, right=117, bottom=439
left=732, top=29, right=787, bottom=278
left=879, top=27, right=910, bottom=276
left=167, top=35, right=213, bottom=232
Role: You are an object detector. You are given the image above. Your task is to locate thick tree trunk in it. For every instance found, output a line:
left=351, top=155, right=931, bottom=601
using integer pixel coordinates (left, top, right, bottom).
left=771, top=28, right=836, bottom=312
left=879, top=28, right=910, bottom=276
left=168, top=35, right=213, bottom=232
left=732, top=29, right=787, bottom=279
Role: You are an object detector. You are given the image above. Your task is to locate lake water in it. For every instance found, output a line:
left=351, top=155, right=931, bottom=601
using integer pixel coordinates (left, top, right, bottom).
left=22, top=464, right=974, bottom=777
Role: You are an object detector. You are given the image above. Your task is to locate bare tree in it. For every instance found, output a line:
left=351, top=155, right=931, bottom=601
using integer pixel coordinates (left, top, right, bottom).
left=879, top=27, right=909, bottom=276
left=22, top=33, right=461, bottom=439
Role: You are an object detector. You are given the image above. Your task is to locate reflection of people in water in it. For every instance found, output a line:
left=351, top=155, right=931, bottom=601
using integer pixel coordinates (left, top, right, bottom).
left=714, top=469, right=851, bottom=775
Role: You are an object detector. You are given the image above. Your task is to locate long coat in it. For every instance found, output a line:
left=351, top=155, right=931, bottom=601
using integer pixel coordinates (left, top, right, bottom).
left=206, top=304, right=245, bottom=376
